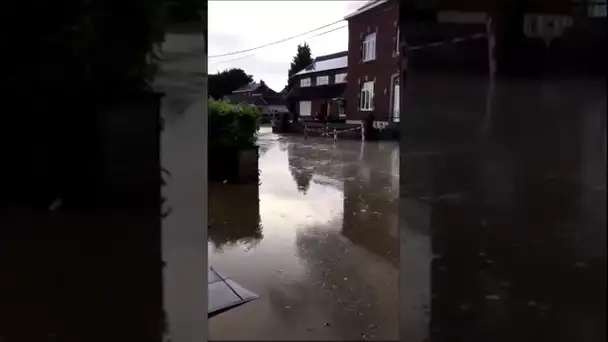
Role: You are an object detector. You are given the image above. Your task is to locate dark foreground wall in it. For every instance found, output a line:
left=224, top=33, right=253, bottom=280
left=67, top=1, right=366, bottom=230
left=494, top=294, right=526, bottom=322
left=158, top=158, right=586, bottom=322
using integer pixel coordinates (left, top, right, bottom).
left=0, top=94, right=163, bottom=341
left=400, top=9, right=606, bottom=342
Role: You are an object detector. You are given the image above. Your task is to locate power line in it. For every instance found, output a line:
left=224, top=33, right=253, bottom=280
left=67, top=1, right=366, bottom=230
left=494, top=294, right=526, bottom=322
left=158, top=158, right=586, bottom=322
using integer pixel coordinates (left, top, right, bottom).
left=209, top=19, right=345, bottom=59
left=309, top=24, right=347, bottom=39
left=209, top=24, right=347, bottom=67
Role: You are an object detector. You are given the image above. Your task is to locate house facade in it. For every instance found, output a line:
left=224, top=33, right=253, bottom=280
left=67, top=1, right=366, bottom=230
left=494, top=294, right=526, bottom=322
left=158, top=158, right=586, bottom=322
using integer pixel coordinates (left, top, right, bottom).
left=344, top=0, right=400, bottom=126
left=227, top=81, right=288, bottom=115
left=287, top=51, right=348, bottom=122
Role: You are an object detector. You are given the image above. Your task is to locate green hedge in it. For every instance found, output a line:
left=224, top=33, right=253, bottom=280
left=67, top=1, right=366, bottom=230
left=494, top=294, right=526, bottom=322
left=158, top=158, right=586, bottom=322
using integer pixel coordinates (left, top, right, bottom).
left=209, top=99, right=260, bottom=150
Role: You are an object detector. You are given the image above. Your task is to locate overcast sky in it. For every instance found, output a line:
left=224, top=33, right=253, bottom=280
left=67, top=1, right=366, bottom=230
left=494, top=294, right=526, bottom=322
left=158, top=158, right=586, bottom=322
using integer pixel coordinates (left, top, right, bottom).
left=208, top=1, right=366, bottom=91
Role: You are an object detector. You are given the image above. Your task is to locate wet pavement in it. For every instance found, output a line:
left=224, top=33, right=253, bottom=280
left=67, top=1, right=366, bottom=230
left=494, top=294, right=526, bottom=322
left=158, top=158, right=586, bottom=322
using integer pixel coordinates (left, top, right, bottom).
left=208, top=128, right=400, bottom=340
left=400, top=73, right=606, bottom=342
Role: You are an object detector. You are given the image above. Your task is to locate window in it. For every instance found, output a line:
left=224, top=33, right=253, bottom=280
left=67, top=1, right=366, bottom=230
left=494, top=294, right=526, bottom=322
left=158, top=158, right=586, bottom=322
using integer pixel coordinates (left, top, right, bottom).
left=316, top=75, right=329, bottom=86
left=335, top=73, right=347, bottom=83
left=360, top=81, right=374, bottom=111
left=362, top=32, right=376, bottom=62
left=299, top=101, right=312, bottom=116
left=300, top=78, right=311, bottom=87
left=589, top=0, right=607, bottom=17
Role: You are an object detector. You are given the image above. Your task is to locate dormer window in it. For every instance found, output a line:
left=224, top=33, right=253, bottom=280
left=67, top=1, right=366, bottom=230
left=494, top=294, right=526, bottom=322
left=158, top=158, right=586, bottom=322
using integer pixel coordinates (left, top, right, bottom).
left=316, top=75, right=329, bottom=86
left=335, top=73, right=347, bottom=83
left=300, top=78, right=311, bottom=87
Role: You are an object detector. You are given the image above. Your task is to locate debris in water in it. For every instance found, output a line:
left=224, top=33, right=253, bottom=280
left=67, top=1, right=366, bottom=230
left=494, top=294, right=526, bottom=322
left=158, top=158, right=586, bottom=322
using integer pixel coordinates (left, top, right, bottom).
left=485, top=294, right=501, bottom=300
left=368, top=324, right=377, bottom=330
left=527, top=300, right=537, bottom=307
left=284, top=305, right=291, bottom=309
left=343, top=277, right=348, bottom=281
left=324, top=322, right=331, bottom=327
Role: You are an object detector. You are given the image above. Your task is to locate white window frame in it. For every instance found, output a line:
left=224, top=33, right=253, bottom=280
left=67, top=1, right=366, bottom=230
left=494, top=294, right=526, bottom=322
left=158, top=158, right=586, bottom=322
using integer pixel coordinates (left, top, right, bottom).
left=316, top=75, right=329, bottom=86
left=300, top=78, right=311, bottom=87
left=359, top=81, right=374, bottom=111
left=334, top=73, right=347, bottom=83
left=395, top=27, right=400, bottom=55
left=362, top=32, right=376, bottom=62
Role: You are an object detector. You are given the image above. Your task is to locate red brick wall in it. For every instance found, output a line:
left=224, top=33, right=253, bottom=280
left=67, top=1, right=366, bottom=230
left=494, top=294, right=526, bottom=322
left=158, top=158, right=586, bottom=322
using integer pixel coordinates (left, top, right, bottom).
left=346, top=0, right=400, bottom=122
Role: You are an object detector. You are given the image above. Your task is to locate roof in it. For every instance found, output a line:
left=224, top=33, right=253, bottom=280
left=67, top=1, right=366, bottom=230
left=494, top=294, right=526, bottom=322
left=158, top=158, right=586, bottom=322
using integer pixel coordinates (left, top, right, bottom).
left=344, top=0, right=389, bottom=20
left=286, top=83, right=347, bottom=100
left=233, top=82, right=262, bottom=93
left=293, top=51, right=348, bottom=77
left=227, top=93, right=285, bottom=107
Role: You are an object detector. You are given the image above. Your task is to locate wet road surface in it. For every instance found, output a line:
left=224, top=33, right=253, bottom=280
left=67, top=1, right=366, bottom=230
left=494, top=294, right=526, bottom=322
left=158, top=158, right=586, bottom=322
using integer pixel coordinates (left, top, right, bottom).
left=208, top=128, right=400, bottom=340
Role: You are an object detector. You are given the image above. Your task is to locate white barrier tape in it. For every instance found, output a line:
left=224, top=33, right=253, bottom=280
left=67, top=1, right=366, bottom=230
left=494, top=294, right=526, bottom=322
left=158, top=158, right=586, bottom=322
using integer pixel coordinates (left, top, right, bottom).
left=408, top=32, right=487, bottom=51
left=335, top=127, right=362, bottom=134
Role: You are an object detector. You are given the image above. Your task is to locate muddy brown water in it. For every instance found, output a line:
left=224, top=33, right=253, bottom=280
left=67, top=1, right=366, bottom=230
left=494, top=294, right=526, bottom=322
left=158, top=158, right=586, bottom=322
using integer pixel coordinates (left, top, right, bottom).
left=208, top=128, right=399, bottom=340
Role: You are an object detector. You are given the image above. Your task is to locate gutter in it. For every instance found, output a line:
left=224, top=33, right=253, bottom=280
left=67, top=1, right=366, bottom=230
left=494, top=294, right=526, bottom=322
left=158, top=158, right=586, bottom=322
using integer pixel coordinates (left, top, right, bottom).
left=344, top=0, right=389, bottom=20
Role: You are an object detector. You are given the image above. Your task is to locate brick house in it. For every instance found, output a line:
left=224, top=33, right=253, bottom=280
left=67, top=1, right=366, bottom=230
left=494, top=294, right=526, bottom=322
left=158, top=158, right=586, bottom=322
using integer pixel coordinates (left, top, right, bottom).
left=344, top=0, right=400, bottom=127
left=227, top=80, right=288, bottom=115
left=287, top=51, right=348, bottom=122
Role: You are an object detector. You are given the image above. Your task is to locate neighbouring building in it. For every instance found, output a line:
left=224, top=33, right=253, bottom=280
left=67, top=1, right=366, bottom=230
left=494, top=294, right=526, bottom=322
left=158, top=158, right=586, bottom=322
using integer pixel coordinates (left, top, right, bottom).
left=287, top=51, right=348, bottom=122
left=344, top=0, right=400, bottom=127
left=286, top=0, right=399, bottom=132
left=227, top=80, right=288, bottom=115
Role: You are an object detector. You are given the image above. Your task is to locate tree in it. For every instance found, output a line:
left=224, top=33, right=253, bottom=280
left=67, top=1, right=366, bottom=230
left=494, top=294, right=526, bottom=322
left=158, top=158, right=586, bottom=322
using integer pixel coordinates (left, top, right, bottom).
left=208, top=68, right=254, bottom=100
left=285, top=43, right=313, bottom=93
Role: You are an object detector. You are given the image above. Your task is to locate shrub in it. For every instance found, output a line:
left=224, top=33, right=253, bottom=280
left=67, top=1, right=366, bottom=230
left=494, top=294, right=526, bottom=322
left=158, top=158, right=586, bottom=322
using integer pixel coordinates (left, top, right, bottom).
left=209, top=99, right=260, bottom=150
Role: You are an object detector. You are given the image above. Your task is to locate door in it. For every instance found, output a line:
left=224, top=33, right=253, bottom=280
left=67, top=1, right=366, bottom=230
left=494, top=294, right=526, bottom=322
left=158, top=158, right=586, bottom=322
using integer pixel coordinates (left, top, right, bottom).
left=320, top=102, right=328, bottom=121
left=392, top=77, right=400, bottom=122
left=299, top=101, right=311, bottom=117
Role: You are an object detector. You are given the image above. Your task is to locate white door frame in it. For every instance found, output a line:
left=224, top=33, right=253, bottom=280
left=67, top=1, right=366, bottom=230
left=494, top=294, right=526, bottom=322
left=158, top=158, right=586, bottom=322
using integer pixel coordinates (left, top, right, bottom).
left=389, top=73, right=400, bottom=122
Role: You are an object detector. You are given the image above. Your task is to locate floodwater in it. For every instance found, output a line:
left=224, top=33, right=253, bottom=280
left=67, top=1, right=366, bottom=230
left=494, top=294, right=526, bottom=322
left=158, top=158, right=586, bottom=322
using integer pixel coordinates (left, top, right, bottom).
left=208, top=127, right=400, bottom=340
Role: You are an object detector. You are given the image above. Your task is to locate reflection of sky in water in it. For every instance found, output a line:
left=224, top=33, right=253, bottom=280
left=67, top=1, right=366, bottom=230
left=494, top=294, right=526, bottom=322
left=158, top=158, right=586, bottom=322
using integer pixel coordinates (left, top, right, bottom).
left=259, top=146, right=344, bottom=232
left=208, top=134, right=400, bottom=340
left=209, top=142, right=345, bottom=282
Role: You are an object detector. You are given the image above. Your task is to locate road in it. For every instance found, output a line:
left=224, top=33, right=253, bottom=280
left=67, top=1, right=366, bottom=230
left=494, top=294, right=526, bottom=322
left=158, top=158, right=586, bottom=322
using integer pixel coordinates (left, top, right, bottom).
left=209, top=132, right=402, bottom=340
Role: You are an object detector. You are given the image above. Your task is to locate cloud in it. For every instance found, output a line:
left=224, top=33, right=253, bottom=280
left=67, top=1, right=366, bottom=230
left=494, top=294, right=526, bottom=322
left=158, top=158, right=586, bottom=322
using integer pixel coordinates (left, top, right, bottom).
left=208, top=0, right=363, bottom=91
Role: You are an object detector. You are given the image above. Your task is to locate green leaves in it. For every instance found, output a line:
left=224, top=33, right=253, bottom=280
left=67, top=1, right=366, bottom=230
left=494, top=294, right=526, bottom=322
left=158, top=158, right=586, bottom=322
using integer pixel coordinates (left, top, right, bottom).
left=209, top=99, right=261, bottom=150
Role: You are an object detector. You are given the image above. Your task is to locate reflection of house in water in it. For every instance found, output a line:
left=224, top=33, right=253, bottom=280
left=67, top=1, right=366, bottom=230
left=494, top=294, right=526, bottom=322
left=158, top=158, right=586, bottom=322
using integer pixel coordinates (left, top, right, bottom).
left=287, top=142, right=347, bottom=194
left=287, top=146, right=313, bottom=194
left=208, top=183, right=262, bottom=250
left=341, top=142, right=399, bottom=265
left=285, top=139, right=399, bottom=264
